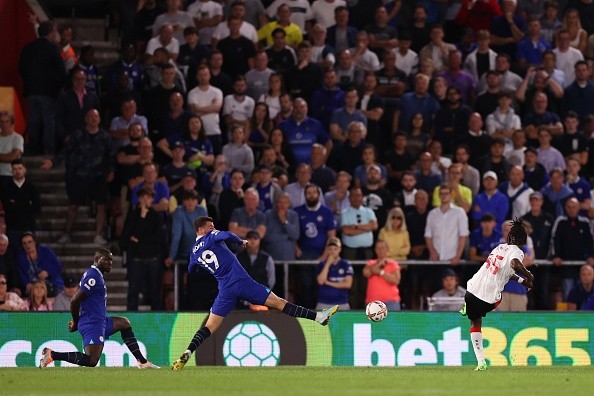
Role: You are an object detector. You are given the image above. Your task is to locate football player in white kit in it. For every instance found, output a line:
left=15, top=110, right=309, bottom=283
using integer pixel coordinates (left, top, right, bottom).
left=460, top=218, right=534, bottom=370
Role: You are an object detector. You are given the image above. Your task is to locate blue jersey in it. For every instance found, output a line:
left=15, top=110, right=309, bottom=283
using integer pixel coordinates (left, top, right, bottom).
left=78, top=266, right=107, bottom=327
left=294, top=204, right=337, bottom=255
left=189, top=230, right=251, bottom=289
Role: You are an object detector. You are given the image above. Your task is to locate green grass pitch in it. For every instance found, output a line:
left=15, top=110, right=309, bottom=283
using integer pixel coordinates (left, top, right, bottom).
left=1, top=366, right=592, bottom=395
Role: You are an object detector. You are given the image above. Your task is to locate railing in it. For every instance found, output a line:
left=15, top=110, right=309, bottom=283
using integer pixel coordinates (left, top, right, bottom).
left=171, top=259, right=587, bottom=311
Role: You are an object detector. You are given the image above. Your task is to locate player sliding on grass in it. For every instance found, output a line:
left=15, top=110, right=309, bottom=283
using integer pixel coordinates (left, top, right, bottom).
left=39, top=248, right=159, bottom=369
left=172, top=216, right=339, bottom=370
left=460, top=218, right=534, bottom=371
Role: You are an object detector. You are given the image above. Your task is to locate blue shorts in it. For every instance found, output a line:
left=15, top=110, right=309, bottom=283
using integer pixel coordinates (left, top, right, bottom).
left=211, top=277, right=271, bottom=317
left=79, top=316, right=115, bottom=347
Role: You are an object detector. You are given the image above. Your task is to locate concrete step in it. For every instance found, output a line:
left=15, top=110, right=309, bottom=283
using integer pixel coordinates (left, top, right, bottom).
left=28, top=169, right=65, bottom=183
left=35, top=181, right=67, bottom=194
left=35, top=230, right=98, bottom=244
left=41, top=205, right=92, bottom=217
left=38, top=217, right=97, bottom=231
left=40, top=193, right=70, bottom=206
left=46, top=242, right=109, bottom=256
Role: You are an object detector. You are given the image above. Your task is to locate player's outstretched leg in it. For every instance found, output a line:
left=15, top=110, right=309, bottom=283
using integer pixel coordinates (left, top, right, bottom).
left=264, top=292, right=339, bottom=326
left=172, top=313, right=224, bottom=371
left=470, top=318, right=487, bottom=371
left=113, top=317, right=160, bottom=369
left=41, top=346, right=101, bottom=368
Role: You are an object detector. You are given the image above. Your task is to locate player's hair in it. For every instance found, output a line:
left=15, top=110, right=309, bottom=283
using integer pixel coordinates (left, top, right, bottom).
left=94, top=248, right=112, bottom=260
left=507, top=218, right=527, bottom=247
left=194, top=216, right=214, bottom=230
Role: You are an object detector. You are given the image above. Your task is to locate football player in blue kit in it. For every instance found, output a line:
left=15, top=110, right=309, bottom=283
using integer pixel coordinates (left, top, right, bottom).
left=172, top=216, right=339, bottom=370
left=39, top=248, right=159, bottom=369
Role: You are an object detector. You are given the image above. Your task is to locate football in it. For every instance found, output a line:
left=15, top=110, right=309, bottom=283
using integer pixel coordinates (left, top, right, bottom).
left=365, top=300, right=388, bottom=322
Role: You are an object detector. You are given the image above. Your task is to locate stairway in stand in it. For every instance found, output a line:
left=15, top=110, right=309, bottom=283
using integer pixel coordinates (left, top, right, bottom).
left=24, top=156, right=149, bottom=311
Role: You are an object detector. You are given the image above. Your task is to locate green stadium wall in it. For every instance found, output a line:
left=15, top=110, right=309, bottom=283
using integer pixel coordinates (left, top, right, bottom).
left=1, top=311, right=593, bottom=367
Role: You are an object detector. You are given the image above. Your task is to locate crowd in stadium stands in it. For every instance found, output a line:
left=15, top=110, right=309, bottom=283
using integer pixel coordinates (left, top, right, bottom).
left=3, top=0, right=594, bottom=312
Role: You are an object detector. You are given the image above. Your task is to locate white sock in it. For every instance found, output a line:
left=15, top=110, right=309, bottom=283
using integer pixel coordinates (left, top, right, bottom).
left=315, top=312, right=322, bottom=322
left=470, top=332, right=486, bottom=365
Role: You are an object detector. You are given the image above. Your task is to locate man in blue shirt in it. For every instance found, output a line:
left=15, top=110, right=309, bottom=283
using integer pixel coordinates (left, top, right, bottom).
left=172, top=216, right=339, bottom=370
left=471, top=171, right=509, bottom=230
left=40, top=248, right=159, bottom=368
left=279, top=97, right=333, bottom=165
left=515, top=18, right=552, bottom=74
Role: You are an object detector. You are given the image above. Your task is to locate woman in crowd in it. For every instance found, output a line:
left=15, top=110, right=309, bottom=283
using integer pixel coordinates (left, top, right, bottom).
left=378, top=207, right=411, bottom=261
left=258, top=73, right=285, bottom=119
left=363, top=239, right=402, bottom=311
left=25, top=279, right=53, bottom=311
left=158, top=114, right=214, bottom=172
left=0, top=274, right=28, bottom=311
left=247, top=102, right=274, bottom=162
left=16, top=232, right=64, bottom=297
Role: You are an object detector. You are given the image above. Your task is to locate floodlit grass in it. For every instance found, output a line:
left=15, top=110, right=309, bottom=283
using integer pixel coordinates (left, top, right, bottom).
left=1, top=366, right=592, bottom=395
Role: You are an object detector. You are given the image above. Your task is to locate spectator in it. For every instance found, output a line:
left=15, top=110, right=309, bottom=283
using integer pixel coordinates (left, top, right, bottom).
left=566, top=265, right=594, bottom=310
left=437, top=50, right=477, bottom=106
left=212, top=1, right=259, bottom=47
left=340, top=186, right=378, bottom=260
left=475, top=71, right=502, bottom=119
left=553, top=29, right=584, bottom=87
left=278, top=98, right=332, bottom=166
left=312, top=0, right=347, bottom=29
left=551, top=197, right=594, bottom=299
left=25, top=279, right=53, bottom=311
left=266, top=0, right=313, bottom=33
left=0, top=111, right=24, bottom=185
left=468, top=213, right=501, bottom=264
left=498, top=165, right=533, bottom=220
left=108, top=98, right=148, bottom=154
left=515, top=18, right=552, bottom=74
left=565, top=157, right=592, bottom=217
left=485, top=91, right=522, bottom=153
left=331, top=87, right=368, bottom=146
left=541, top=167, right=574, bottom=217
left=394, top=171, right=418, bottom=213
left=434, top=86, right=473, bottom=155
left=265, top=28, right=297, bottom=77
left=177, top=26, right=211, bottom=87
left=263, top=192, right=300, bottom=261
left=310, top=23, right=336, bottom=70
left=363, top=239, right=402, bottom=311
left=130, top=163, right=171, bottom=213
left=121, top=187, right=164, bottom=311
left=378, top=207, right=411, bottom=261
left=358, top=73, right=385, bottom=148
left=16, top=232, right=64, bottom=297
left=523, top=147, right=549, bottom=191
left=521, top=90, right=563, bottom=147
left=392, top=73, right=440, bottom=134
left=246, top=52, right=274, bottom=103
left=310, top=143, right=336, bottom=194
left=542, top=50, right=566, bottom=88
left=362, top=165, right=395, bottom=237
left=287, top=41, right=324, bottom=103
left=159, top=141, right=191, bottom=194
left=187, top=0, right=223, bottom=46
left=105, top=71, right=143, bottom=125
left=0, top=234, right=19, bottom=293
left=167, top=170, right=205, bottom=211
left=478, top=54, right=523, bottom=94
left=207, top=50, right=234, bottom=97
left=505, top=130, right=528, bottom=167
left=537, top=127, right=566, bottom=173
left=408, top=5, right=431, bottom=53
left=55, top=68, right=101, bottom=147
left=407, top=189, right=431, bottom=262
left=229, top=187, right=267, bottom=239
left=353, top=144, right=387, bottom=189
left=462, top=30, right=497, bottom=82
left=522, top=191, right=554, bottom=310
left=311, top=69, right=346, bottom=133
left=384, top=132, right=416, bottom=191
left=134, top=0, right=166, bottom=52
left=41, top=109, right=113, bottom=245
left=294, top=183, right=337, bottom=308
left=471, top=171, right=509, bottom=230
left=248, top=103, right=274, bottom=160
left=539, top=1, right=562, bottom=42
left=187, top=65, right=224, bottom=154
left=324, top=171, right=351, bottom=228
left=431, top=163, right=472, bottom=213
left=52, top=275, right=79, bottom=311
left=109, top=44, right=143, bottom=92
left=260, top=75, right=286, bottom=121
left=454, top=144, right=481, bottom=195
left=258, top=3, right=303, bottom=48
left=334, top=121, right=367, bottom=176
left=19, top=21, right=68, bottom=155
left=154, top=92, right=190, bottom=161
left=326, top=6, right=358, bottom=52
left=254, top=163, right=283, bottom=212
left=222, top=125, right=255, bottom=178
left=562, top=8, right=587, bottom=55
left=146, top=23, right=180, bottom=62
left=218, top=168, right=246, bottom=231
left=425, top=184, right=470, bottom=265
left=152, top=0, right=194, bottom=45
left=564, top=61, right=594, bottom=124
left=350, top=31, right=381, bottom=73
left=0, top=160, right=40, bottom=245
left=58, top=24, right=77, bottom=70
left=430, top=269, right=466, bottom=311
left=237, top=230, right=276, bottom=308
left=0, top=273, right=27, bottom=311
left=218, top=18, right=257, bottom=79
left=557, top=111, right=588, bottom=166
left=316, top=237, right=353, bottom=310
left=489, top=0, right=526, bottom=58
left=78, top=45, right=99, bottom=96
left=478, top=137, right=511, bottom=183
left=415, top=151, right=443, bottom=194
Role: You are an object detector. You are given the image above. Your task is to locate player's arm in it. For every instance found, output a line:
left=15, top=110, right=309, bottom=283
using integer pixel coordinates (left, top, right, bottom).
left=212, top=229, right=246, bottom=246
left=510, top=258, right=534, bottom=288
left=68, top=289, right=87, bottom=331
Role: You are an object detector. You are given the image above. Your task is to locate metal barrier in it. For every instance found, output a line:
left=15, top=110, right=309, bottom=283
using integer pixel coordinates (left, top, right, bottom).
left=172, top=259, right=587, bottom=311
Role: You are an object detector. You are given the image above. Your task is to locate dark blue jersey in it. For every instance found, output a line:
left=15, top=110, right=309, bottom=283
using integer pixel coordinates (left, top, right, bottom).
left=78, top=266, right=107, bottom=327
left=188, top=230, right=251, bottom=288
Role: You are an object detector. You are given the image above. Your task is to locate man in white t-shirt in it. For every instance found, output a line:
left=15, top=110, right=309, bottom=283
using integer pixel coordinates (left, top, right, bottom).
left=187, top=65, right=223, bottom=153
left=223, top=76, right=255, bottom=141
left=186, top=0, right=224, bottom=46
left=461, top=218, right=534, bottom=371
left=553, top=28, right=584, bottom=86
left=145, top=24, right=180, bottom=61
left=311, top=0, right=346, bottom=29
left=211, top=1, right=258, bottom=46
left=0, top=111, right=24, bottom=180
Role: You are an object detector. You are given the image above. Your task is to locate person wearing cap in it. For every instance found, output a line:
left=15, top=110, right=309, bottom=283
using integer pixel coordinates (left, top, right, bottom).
left=522, top=190, right=554, bottom=309
left=120, top=187, right=164, bottom=311
left=159, top=140, right=192, bottom=194
left=315, top=237, right=353, bottom=311
left=498, top=165, right=533, bottom=220
left=168, top=169, right=208, bottom=213
left=430, top=268, right=466, bottom=311
left=53, top=274, right=80, bottom=311
left=363, top=239, right=401, bottom=311
left=471, top=171, right=509, bottom=229
left=237, top=230, right=276, bottom=305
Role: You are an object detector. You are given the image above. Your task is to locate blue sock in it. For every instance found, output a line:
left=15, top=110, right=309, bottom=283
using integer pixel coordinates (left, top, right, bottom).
left=188, top=327, right=211, bottom=353
left=121, top=327, right=147, bottom=364
left=282, top=302, right=316, bottom=320
left=52, top=351, right=92, bottom=366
